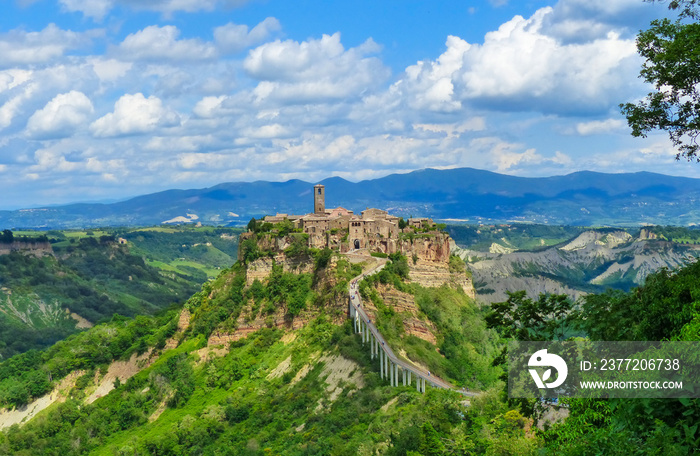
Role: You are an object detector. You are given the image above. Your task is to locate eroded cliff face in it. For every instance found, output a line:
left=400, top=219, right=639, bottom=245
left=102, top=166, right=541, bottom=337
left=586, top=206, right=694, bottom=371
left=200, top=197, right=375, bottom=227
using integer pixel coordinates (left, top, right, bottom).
left=207, top=256, right=346, bottom=347
left=0, top=241, right=53, bottom=257
left=245, top=255, right=316, bottom=285
left=361, top=284, right=438, bottom=345
left=398, top=233, right=451, bottom=262
left=400, top=233, right=475, bottom=298
left=407, top=260, right=475, bottom=299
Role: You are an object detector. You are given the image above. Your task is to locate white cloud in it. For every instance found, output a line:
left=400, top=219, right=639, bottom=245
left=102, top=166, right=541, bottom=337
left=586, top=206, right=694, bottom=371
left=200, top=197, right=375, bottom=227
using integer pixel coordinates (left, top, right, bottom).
left=193, top=96, right=227, bottom=118
left=244, top=33, right=388, bottom=103
left=397, top=6, right=642, bottom=116
left=400, top=35, right=470, bottom=112
left=466, top=136, right=574, bottom=173
left=214, top=17, right=281, bottom=54
left=89, top=58, right=133, bottom=83
left=541, top=0, right=660, bottom=42
left=30, top=148, right=80, bottom=173
left=59, top=0, right=112, bottom=21
left=60, top=0, right=253, bottom=20
left=575, top=118, right=626, bottom=135
left=413, top=118, right=486, bottom=137
left=0, top=80, right=37, bottom=130
left=0, top=69, right=33, bottom=92
left=26, top=91, right=94, bottom=139
left=0, top=24, right=96, bottom=67
left=90, top=93, right=180, bottom=137
left=241, top=123, right=289, bottom=139
left=118, top=0, right=251, bottom=15
left=116, top=25, right=217, bottom=61
left=0, top=96, right=26, bottom=129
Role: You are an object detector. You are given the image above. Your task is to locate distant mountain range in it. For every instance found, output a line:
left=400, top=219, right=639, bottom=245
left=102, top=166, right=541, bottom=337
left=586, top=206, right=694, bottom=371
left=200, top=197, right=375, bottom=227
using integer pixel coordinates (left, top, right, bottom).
left=3, top=168, right=700, bottom=229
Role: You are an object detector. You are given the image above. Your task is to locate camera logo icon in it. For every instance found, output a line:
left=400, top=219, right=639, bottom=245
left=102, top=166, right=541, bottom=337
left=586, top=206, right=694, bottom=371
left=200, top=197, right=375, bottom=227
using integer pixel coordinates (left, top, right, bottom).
left=528, top=349, right=568, bottom=389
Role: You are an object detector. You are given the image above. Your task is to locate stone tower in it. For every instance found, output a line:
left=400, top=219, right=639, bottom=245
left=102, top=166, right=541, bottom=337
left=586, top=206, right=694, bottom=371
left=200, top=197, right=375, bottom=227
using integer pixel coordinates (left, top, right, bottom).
left=314, top=184, right=325, bottom=214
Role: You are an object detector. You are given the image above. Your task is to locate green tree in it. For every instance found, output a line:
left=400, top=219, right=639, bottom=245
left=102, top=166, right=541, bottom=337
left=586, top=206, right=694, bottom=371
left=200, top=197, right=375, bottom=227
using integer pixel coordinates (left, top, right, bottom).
left=247, top=217, right=257, bottom=232
left=621, top=1, right=700, bottom=160
left=0, top=230, right=13, bottom=244
left=240, top=237, right=260, bottom=264
left=418, top=422, right=446, bottom=456
left=486, top=291, right=572, bottom=341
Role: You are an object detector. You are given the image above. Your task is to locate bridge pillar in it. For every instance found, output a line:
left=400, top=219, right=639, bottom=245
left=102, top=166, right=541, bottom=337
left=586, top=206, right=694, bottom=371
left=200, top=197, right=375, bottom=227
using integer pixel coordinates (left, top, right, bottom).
left=379, top=349, right=384, bottom=379
left=395, top=364, right=399, bottom=387
left=422, top=378, right=426, bottom=393
left=402, top=368, right=406, bottom=386
left=408, top=370, right=411, bottom=385
left=416, top=376, right=421, bottom=392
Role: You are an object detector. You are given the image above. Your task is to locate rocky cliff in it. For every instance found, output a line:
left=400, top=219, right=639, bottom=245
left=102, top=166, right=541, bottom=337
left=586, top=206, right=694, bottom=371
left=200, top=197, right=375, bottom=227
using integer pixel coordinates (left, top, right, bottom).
left=0, top=241, right=53, bottom=257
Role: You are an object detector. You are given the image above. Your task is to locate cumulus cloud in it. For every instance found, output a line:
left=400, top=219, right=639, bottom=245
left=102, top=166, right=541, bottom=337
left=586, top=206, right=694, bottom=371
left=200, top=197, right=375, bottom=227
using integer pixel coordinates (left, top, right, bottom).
left=396, top=6, right=642, bottom=116
left=214, top=17, right=281, bottom=54
left=116, top=25, right=217, bottom=61
left=541, top=0, right=661, bottom=43
left=90, top=93, right=180, bottom=137
left=0, top=69, right=32, bottom=92
left=400, top=35, right=470, bottom=112
left=26, top=91, right=94, bottom=139
left=89, top=58, right=133, bottom=83
left=244, top=33, right=389, bottom=103
left=0, top=24, right=98, bottom=68
left=0, top=95, right=27, bottom=129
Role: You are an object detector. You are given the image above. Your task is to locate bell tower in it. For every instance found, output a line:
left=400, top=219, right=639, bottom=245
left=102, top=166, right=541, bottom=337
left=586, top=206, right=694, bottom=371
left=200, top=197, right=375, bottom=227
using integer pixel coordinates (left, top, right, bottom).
left=314, top=184, right=325, bottom=214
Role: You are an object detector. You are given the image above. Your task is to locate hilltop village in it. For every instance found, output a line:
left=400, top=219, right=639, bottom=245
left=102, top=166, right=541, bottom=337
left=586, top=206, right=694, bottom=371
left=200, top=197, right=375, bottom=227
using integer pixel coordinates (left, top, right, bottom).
left=261, top=184, right=438, bottom=254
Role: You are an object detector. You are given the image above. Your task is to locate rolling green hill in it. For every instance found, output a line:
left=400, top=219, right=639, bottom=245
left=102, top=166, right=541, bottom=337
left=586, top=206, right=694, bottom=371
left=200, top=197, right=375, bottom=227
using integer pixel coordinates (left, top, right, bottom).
left=0, top=226, right=242, bottom=359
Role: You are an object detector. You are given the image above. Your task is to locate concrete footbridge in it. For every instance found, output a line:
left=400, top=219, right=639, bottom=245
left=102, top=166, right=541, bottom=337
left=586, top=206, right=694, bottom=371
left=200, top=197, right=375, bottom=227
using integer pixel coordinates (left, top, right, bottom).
left=345, top=255, right=476, bottom=396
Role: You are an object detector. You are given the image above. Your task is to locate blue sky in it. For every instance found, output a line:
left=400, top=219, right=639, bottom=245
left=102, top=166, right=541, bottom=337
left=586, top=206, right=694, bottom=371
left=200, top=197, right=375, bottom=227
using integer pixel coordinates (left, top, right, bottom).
left=0, top=0, right=691, bottom=209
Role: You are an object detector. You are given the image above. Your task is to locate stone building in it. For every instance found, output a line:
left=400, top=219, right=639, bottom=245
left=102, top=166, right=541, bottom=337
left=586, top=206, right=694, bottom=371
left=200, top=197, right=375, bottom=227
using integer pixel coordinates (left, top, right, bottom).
left=264, top=184, right=418, bottom=252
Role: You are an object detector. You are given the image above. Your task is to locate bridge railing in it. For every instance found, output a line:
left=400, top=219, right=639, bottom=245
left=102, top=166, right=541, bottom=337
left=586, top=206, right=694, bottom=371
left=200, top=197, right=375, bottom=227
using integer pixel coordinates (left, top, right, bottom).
left=347, top=261, right=454, bottom=393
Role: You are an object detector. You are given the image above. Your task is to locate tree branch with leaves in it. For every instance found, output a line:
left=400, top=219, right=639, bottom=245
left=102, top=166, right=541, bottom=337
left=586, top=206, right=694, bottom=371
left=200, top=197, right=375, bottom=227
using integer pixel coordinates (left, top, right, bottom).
left=621, top=0, right=700, bottom=160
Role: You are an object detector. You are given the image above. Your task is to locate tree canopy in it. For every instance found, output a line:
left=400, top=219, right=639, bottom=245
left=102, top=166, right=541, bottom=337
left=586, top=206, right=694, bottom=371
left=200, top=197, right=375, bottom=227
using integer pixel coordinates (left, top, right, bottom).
left=621, top=0, right=700, bottom=160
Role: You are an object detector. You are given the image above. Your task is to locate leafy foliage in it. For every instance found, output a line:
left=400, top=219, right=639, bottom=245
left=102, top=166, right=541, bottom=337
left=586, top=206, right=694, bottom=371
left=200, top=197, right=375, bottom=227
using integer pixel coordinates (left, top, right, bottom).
left=486, top=291, right=573, bottom=341
left=621, top=0, right=700, bottom=160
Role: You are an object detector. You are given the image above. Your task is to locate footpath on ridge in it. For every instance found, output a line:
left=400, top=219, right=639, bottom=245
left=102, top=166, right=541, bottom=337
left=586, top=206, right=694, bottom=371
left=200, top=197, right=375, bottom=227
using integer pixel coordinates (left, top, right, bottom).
left=343, top=250, right=477, bottom=396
